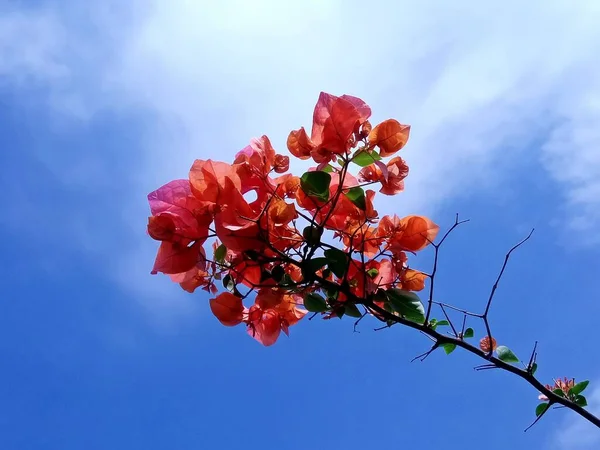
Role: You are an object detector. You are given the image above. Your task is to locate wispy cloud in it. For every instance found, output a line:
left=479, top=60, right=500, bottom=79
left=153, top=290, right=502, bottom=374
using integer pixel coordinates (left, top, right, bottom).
left=553, top=384, right=600, bottom=449
left=2, top=0, right=600, bottom=303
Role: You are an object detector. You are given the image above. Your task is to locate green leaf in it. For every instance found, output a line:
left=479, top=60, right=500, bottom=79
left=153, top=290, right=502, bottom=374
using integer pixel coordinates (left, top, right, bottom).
left=530, top=362, right=538, bottom=375
left=463, top=328, right=474, bottom=338
left=345, top=187, right=366, bottom=210
left=442, top=343, right=456, bottom=355
left=304, top=293, right=328, bottom=313
left=352, top=150, right=382, bottom=167
left=430, top=319, right=449, bottom=330
left=214, top=244, right=227, bottom=264
left=300, top=171, right=331, bottom=202
left=279, top=273, right=292, bottom=287
left=337, top=158, right=345, bottom=166
left=496, top=346, right=520, bottom=364
left=326, top=286, right=339, bottom=300
left=344, top=303, right=362, bottom=318
left=569, top=380, right=589, bottom=397
left=574, top=395, right=588, bottom=407
left=324, top=248, right=349, bottom=278
left=307, top=257, right=328, bottom=273
left=302, top=226, right=323, bottom=247
left=222, top=274, right=236, bottom=293
left=322, top=164, right=334, bottom=173
left=366, top=268, right=379, bottom=278
left=553, top=388, right=566, bottom=398
left=535, top=403, right=549, bottom=417
left=386, top=289, right=426, bottom=324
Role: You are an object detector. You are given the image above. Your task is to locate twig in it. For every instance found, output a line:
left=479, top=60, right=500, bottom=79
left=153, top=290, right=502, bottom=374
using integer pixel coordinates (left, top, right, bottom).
left=424, top=214, right=469, bottom=324
left=525, top=401, right=553, bottom=432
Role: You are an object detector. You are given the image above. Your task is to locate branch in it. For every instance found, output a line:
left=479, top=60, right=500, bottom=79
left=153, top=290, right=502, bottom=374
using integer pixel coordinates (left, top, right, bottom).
left=424, top=214, right=469, bottom=324
left=484, top=228, right=535, bottom=316
left=257, top=208, right=598, bottom=429
left=307, top=271, right=600, bottom=429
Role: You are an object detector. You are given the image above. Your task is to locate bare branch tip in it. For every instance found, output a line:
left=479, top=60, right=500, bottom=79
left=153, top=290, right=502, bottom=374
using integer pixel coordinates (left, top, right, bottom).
left=524, top=401, right=553, bottom=432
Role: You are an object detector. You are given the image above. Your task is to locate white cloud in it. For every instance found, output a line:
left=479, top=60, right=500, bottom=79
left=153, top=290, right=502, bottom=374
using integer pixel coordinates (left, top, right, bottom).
left=0, top=9, right=67, bottom=83
left=2, top=0, right=600, bottom=302
left=553, top=384, right=600, bottom=449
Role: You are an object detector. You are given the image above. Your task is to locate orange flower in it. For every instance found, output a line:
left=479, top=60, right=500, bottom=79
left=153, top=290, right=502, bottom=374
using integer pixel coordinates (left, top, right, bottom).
left=538, top=377, right=575, bottom=401
left=400, top=269, right=427, bottom=291
left=210, top=292, right=245, bottom=327
left=145, top=91, right=438, bottom=349
left=189, top=159, right=241, bottom=204
left=246, top=290, right=307, bottom=346
left=273, top=154, right=290, bottom=173
left=368, top=119, right=410, bottom=157
left=381, top=157, right=409, bottom=195
left=479, top=336, right=497, bottom=353
left=234, top=135, right=277, bottom=174
left=287, top=127, right=314, bottom=160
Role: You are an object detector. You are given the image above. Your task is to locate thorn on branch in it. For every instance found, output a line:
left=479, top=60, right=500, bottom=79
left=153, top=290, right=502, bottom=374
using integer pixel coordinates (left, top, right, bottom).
left=484, top=228, right=535, bottom=317
left=439, top=304, right=459, bottom=337
left=411, top=343, right=439, bottom=362
left=424, top=213, right=469, bottom=324
left=524, top=401, right=553, bottom=432
left=527, top=341, right=538, bottom=373
left=353, top=313, right=366, bottom=333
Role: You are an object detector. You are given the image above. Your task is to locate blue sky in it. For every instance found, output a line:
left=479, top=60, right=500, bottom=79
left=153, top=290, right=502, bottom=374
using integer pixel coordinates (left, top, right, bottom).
left=1, top=0, right=600, bottom=448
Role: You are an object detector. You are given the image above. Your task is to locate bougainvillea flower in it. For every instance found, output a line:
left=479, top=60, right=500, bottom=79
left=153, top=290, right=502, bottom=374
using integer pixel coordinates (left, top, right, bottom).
left=345, top=259, right=368, bottom=298
left=276, top=293, right=308, bottom=331
left=151, top=241, right=204, bottom=275
left=358, top=160, right=388, bottom=184
left=400, top=268, right=427, bottom=291
left=273, top=154, right=290, bottom=173
left=378, top=214, right=439, bottom=253
left=273, top=174, right=300, bottom=199
left=170, top=264, right=214, bottom=293
left=310, top=92, right=372, bottom=158
left=210, top=292, right=245, bottom=327
left=189, top=159, right=242, bottom=204
left=242, top=290, right=307, bottom=346
left=368, top=119, right=410, bottom=157
left=343, top=225, right=380, bottom=258
left=287, top=127, right=315, bottom=160
left=147, top=179, right=213, bottom=243
left=234, top=135, right=277, bottom=175
left=230, top=260, right=263, bottom=288
left=366, top=259, right=397, bottom=293
left=146, top=92, right=442, bottom=348
left=267, top=198, right=297, bottom=227
left=538, top=377, right=575, bottom=401
left=246, top=305, right=281, bottom=346
left=359, top=157, right=408, bottom=195
left=381, top=157, right=409, bottom=195
left=213, top=178, right=264, bottom=252
left=479, top=336, right=498, bottom=353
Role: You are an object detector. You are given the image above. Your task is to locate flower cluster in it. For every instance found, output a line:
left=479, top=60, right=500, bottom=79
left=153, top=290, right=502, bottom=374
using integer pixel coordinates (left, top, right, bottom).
left=146, top=92, right=439, bottom=346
